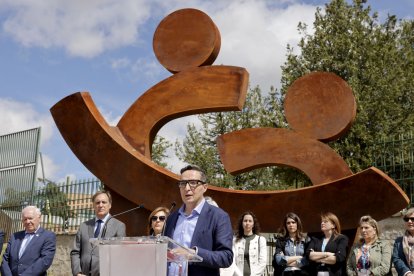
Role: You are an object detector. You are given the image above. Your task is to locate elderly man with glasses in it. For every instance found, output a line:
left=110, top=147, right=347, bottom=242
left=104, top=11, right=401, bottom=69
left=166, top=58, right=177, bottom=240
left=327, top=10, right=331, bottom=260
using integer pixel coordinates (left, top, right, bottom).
left=164, top=164, right=233, bottom=276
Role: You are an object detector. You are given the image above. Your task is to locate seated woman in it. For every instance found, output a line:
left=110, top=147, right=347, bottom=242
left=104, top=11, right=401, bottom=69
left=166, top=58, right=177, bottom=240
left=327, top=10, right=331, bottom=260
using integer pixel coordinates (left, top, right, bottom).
left=146, top=206, right=170, bottom=236
left=307, top=212, right=348, bottom=276
left=273, top=212, right=310, bottom=276
left=392, top=208, right=414, bottom=276
left=346, top=215, right=392, bottom=275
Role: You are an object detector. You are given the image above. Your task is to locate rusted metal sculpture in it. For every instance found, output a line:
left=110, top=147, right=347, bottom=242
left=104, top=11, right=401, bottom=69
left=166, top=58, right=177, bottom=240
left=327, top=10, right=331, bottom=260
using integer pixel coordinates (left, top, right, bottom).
left=50, top=8, right=409, bottom=235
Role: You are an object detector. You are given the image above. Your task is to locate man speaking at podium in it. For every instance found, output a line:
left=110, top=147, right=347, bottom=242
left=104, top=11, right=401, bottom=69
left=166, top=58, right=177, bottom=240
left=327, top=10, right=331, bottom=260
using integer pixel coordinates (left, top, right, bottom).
left=165, top=165, right=233, bottom=276
left=70, top=190, right=126, bottom=276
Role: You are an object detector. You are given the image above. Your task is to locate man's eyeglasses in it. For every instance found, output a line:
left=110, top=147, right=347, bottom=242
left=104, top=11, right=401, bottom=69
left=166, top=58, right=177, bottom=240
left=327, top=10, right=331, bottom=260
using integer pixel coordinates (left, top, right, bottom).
left=404, top=217, right=414, bottom=222
left=151, top=216, right=166, bottom=222
left=177, top=180, right=206, bottom=189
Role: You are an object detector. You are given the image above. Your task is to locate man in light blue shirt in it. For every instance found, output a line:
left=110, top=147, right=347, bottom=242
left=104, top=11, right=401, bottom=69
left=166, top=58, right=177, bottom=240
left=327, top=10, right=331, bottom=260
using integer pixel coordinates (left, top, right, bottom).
left=165, top=165, right=233, bottom=276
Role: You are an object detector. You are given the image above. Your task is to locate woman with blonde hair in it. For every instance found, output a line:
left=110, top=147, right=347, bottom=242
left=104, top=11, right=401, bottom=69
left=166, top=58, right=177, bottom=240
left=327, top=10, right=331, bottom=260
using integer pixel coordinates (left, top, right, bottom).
left=307, top=212, right=348, bottom=276
left=392, top=208, right=414, bottom=275
left=347, top=215, right=392, bottom=275
left=146, top=206, right=170, bottom=236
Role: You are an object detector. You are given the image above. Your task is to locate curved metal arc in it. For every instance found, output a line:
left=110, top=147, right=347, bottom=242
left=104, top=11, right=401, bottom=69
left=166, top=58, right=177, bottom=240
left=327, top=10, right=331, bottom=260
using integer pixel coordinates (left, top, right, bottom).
left=117, top=65, right=249, bottom=157
left=217, top=128, right=353, bottom=185
left=207, top=167, right=409, bottom=232
left=50, top=93, right=409, bottom=233
left=50, top=92, right=181, bottom=210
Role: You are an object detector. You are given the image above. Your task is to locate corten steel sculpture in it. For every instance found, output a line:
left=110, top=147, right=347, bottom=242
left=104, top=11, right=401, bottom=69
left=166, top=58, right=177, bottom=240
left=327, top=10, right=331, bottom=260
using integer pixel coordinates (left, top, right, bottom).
left=50, top=8, right=409, bottom=235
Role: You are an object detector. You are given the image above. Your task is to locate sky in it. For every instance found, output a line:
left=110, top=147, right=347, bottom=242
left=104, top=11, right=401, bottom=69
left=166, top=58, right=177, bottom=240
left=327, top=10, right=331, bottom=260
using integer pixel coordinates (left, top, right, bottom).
left=0, top=0, right=413, bottom=183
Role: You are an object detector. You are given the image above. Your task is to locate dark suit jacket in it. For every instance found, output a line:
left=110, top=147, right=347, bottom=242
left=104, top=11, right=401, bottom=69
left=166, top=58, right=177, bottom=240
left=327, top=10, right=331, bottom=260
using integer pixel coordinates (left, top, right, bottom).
left=392, top=236, right=410, bottom=276
left=0, top=227, right=56, bottom=276
left=70, top=216, right=126, bottom=276
left=0, top=230, right=4, bottom=247
left=165, top=202, right=233, bottom=276
left=307, top=234, right=349, bottom=276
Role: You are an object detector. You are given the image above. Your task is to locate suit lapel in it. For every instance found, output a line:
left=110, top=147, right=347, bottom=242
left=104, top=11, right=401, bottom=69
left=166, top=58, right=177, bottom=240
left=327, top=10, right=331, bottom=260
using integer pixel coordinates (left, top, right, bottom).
left=166, top=211, right=179, bottom=237
left=104, top=217, right=112, bottom=237
left=15, top=231, right=25, bottom=258
left=88, top=218, right=95, bottom=238
left=19, top=228, right=44, bottom=259
left=191, top=203, right=209, bottom=247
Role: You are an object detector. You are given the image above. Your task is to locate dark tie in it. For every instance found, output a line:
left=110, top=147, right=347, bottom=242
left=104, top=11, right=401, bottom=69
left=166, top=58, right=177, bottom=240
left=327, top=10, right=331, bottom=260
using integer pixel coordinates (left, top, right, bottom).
left=94, top=219, right=103, bottom=238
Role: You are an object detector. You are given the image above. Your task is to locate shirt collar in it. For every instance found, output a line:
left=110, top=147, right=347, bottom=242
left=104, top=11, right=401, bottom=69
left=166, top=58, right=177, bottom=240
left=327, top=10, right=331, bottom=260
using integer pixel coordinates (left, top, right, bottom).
left=179, top=198, right=206, bottom=216
left=25, top=226, right=40, bottom=235
left=96, top=213, right=110, bottom=223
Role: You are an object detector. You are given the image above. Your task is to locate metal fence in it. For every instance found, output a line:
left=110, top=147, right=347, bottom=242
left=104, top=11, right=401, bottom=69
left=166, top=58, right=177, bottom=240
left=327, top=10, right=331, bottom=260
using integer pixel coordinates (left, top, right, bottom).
left=0, top=127, right=40, bottom=208
left=0, top=178, right=103, bottom=241
left=372, top=132, right=414, bottom=206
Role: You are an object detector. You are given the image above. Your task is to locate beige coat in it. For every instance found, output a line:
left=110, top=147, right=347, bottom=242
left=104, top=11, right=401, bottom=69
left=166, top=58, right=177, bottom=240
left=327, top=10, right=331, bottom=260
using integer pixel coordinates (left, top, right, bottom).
left=346, top=239, right=392, bottom=276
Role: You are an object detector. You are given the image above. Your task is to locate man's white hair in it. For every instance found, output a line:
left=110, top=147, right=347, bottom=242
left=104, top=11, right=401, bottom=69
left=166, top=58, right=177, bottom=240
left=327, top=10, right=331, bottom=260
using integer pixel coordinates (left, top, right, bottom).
left=22, top=205, right=42, bottom=216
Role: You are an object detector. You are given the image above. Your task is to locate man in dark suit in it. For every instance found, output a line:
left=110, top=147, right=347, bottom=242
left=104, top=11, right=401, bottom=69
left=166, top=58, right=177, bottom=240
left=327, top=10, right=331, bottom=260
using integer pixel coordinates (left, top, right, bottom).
left=165, top=165, right=233, bottom=276
left=0, top=205, right=56, bottom=276
left=0, top=230, right=4, bottom=247
left=70, top=190, right=126, bottom=276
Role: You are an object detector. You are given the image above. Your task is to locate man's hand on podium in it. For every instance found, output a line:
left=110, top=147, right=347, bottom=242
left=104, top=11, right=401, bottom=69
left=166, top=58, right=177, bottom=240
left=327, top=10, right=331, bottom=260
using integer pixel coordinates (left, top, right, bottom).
left=169, top=247, right=196, bottom=258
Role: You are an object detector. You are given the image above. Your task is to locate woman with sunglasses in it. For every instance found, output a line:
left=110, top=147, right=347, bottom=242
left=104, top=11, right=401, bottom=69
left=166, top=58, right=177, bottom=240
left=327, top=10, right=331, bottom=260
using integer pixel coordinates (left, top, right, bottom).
left=273, top=213, right=310, bottom=276
left=306, top=212, right=348, bottom=276
left=346, top=215, right=392, bottom=275
left=392, top=208, right=414, bottom=276
left=147, top=206, right=170, bottom=236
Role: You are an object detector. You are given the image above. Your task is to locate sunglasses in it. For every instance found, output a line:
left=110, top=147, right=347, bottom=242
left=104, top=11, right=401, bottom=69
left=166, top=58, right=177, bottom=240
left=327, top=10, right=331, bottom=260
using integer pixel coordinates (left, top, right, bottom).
left=151, top=216, right=166, bottom=222
left=404, top=217, right=414, bottom=222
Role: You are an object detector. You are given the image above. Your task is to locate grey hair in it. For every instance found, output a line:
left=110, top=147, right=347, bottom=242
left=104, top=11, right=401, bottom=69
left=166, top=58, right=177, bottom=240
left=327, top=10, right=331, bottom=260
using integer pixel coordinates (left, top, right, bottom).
left=404, top=208, right=414, bottom=218
left=22, top=205, right=41, bottom=216
left=205, top=196, right=218, bottom=207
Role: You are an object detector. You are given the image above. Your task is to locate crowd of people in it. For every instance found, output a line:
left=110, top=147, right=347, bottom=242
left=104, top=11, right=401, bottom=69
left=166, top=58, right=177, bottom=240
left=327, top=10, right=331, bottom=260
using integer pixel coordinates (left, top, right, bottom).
left=0, top=164, right=413, bottom=276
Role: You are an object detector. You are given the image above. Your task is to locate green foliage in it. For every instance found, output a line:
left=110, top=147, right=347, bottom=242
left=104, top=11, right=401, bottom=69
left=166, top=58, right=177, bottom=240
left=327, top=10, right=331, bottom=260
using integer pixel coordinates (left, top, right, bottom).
left=281, top=0, right=414, bottom=172
left=175, top=86, right=310, bottom=190
left=35, top=183, right=74, bottom=220
left=151, top=135, right=173, bottom=168
left=174, top=0, right=414, bottom=189
left=1, top=188, right=31, bottom=208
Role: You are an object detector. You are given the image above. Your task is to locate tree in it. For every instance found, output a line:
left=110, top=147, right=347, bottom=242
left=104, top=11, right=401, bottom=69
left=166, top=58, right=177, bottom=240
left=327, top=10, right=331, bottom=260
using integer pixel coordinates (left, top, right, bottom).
left=151, top=135, right=173, bottom=168
left=175, top=0, right=414, bottom=189
left=35, top=182, right=74, bottom=221
left=281, top=0, right=414, bottom=172
left=175, top=86, right=306, bottom=190
left=0, top=187, right=31, bottom=208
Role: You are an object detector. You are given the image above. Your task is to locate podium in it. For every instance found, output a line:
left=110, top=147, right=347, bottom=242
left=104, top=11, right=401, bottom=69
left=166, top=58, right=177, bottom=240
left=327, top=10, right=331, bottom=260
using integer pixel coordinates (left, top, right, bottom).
left=91, top=236, right=202, bottom=276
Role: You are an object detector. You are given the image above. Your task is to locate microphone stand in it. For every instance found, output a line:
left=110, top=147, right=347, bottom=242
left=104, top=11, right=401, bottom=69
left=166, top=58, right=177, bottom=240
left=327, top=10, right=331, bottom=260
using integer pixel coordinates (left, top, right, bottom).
left=101, top=204, right=144, bottom=238
left=159, top=202, right=176, bottom=240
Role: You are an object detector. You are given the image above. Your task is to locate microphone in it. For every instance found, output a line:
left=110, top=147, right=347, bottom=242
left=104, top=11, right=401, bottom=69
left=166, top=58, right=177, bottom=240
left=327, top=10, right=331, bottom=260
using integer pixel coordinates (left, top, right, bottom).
left=160, top=202, right=176, bottom=237
left=100, top=204, right=144, bottom=238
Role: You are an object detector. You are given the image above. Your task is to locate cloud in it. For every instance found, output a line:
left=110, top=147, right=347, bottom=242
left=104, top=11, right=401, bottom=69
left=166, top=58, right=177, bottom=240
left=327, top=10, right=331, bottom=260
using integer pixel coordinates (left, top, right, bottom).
left=0, top=98, right=61, bottom=179
left=98, top=106, right=122, bottom=126
left=0, top=0, right=319, bottom=88
left=0, top=98, right=54, bottom=144
left=158, top=115, right=202, bottom=173
left=0, top=0, right=152, bottom=58
left=0, top=0, right=322, bottom=178
left=36, top=153, right=60, bottom=181
left=211, top=1, right=317, bottom=90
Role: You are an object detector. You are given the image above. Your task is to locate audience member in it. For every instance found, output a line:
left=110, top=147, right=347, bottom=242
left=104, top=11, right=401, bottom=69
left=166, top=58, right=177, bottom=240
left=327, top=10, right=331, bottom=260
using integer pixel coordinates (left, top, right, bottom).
left=307, top=212, right=348, bottom=276
left=273, top=212, right=310, bottom=276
